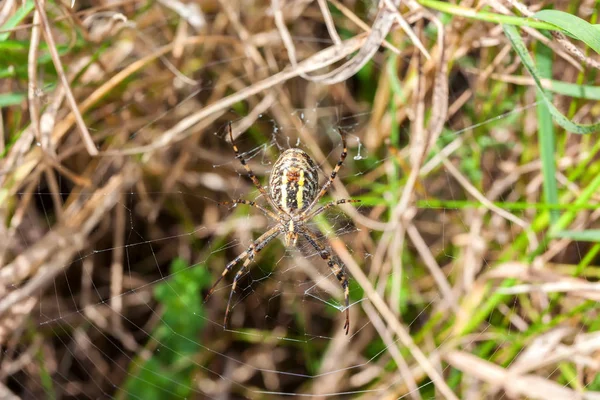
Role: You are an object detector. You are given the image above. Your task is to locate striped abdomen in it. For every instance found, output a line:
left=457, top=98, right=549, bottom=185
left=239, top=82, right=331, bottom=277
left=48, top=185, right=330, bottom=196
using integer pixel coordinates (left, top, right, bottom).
left=269, top=149, right=319, bottom=213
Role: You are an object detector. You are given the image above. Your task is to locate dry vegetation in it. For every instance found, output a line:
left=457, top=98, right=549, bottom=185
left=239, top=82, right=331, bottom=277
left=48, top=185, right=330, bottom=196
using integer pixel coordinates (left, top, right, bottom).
left=1, top=0, right=600, bottom=398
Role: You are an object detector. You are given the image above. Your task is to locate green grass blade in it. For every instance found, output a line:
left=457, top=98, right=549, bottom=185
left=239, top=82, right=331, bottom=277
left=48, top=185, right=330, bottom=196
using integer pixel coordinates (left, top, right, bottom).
left=504, top=24, right=600, bottom=133
left=554, top=230, right=600, bottom=241
left=549, top=172, right=600, bottom=237
left=541, top=79, right=600, bottom=100
left=418, top=0, right=560, bottom=30
left=535, top=43, right=559, bottom=225
left=533, top=10, right=600, bottom=55
left=0, top=93, right=25, bottom=107
left=0, top=0, right=34, bottom=41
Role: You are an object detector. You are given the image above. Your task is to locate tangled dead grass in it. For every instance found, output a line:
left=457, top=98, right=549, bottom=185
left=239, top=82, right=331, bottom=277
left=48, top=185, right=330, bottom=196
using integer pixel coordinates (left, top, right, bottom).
left=1, top=0, right=600, bottom=398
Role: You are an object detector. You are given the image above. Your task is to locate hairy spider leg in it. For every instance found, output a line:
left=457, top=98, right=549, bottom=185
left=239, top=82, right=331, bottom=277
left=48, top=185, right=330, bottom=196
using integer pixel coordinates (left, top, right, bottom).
left=228, top=123, right=287, bottom=215
left=218, top=199, right=279, bottom=220
left=303, top=199, right=361, bottom=221
left=205, top=225, right=280, bottom=302
left=305, top=129, right=348, bottom=212
left=224, top=227, right=281, bottom=327
left=300, top=228, right=350, bottom=335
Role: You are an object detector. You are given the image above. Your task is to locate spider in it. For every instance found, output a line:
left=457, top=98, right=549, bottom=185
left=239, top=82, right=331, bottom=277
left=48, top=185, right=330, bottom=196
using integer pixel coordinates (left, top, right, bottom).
left=204, top=123, right=360, bottom=335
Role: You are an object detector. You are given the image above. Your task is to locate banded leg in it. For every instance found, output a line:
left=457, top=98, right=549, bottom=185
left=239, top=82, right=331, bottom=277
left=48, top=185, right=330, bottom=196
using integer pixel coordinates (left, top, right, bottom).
left=303, top=199, right=361, bottom=221
left=205, top=225, right=280, bottom=302
left=306, top=129, right=348, bottom=212
left=227, top=123, right=286, bottom=214
left=224, top=227, right=281, bottom=327
left=219, top=199, right=278, bottom=220
left=224, top=256, right=253, bottom=327
left=300, top=228, right=350, bottom=335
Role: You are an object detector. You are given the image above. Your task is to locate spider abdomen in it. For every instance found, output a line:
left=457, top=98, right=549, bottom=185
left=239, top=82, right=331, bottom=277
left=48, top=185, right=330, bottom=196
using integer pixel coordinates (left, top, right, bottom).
left=269, top=149, right=319, bottom=213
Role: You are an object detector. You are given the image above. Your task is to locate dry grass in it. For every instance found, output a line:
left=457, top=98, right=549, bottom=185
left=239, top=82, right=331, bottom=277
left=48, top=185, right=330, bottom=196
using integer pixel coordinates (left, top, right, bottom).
left=1, top=0, right=600, bottom=399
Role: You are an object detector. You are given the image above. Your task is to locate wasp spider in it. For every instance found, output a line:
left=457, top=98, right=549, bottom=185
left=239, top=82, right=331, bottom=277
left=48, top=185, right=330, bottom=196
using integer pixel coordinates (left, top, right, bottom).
left=205, top=123, right=360, bottom=335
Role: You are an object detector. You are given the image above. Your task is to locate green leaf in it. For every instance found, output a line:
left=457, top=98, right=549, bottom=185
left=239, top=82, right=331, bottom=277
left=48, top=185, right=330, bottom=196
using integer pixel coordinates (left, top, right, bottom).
left=0, top=93, right=25, bottom=107
left=0, top=0, right=35, bottom=42
left=533, top=10, right=600, bottom=55
left=123, top=258, right=211, bottom=400
left=503, top=24, right=600, bottom=133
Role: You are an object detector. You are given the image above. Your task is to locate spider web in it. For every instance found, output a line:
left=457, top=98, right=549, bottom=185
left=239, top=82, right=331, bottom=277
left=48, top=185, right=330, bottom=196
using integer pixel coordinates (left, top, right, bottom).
left=10, top=105, right=533, bottom=399
left=2, top=2, right=598, bottom=399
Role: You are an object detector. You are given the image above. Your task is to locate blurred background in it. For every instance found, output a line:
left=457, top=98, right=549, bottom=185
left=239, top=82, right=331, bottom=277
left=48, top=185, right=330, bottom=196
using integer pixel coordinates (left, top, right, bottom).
left=1, top=0, right=600, bottom=398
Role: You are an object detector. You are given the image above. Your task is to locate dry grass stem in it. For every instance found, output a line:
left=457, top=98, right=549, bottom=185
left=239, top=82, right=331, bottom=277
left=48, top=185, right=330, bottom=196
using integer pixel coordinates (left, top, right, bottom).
left=0, top=166, right=139, bottom=319
left=330, top=238, right=459, bottom=400
left=2, top=1, right=599, bottom=397
left=318, top=0, right=342, bottom=46
left=33, top=0, right=98, bottom=156
left=328, top=0, right=401, bottom=55
left=27, top=2, right=42, bottom=147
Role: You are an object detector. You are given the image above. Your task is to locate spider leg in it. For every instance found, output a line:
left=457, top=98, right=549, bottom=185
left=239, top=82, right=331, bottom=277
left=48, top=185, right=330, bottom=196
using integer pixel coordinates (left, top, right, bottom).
left=204, top=252, right=249, bottom=302
left=303, top=198, right=361, bottom=221
left=306, top=129, right=348, bottom=212
left=219, top=199, right=278, bottom=220
left=227, top=122, right=286, bottom=214
left=223, top=226, right=281, bottom=328
left=224, top=256, right=252, bottom=327
left=299, top=228, right=350, bottom=335
left=205, top=225, right=280, bottom=302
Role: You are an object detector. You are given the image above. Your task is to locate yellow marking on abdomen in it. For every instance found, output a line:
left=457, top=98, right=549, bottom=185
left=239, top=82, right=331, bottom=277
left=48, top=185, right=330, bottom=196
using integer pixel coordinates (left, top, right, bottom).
left=280, top=170, right=289, bottom=212
left=296, top=170, right=305, bottom=210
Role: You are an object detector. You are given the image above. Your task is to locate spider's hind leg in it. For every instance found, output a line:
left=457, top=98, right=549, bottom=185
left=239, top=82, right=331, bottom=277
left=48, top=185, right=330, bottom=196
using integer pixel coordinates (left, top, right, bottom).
left=300, top=228, right=350, bottom=335
left=206, top=225, right=281, bottom=328
left=205, top=226, right=281, bottom=301
left=224, top=256, right=253, bottom=326
left=205, top=251, right=249, bottom=302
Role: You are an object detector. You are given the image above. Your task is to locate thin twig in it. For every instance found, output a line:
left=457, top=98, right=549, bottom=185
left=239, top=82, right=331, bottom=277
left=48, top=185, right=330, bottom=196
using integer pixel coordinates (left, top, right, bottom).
left=317, top=0, right=341, bottom=46
left=330, top=238, right=460, bottom=400
left=362, top=301, right=423, bottom=400
left=0, top=166, right=139, bottom=315
left=440, top=155, right=539, bottom=253
left=0, top=0, right=15, bottom=27
left=105, top=34, right=367, bottom=155
left=303, top=0, right=398, bottom=84
left=110, top=192, right=138, bottom=351
left=34, top=0, right=98, bottom=155
left=27, top=1, right=42, bottom=147
left=328, top=0, right=401, bottom=54
left=383, top=0, right=431, bottom=60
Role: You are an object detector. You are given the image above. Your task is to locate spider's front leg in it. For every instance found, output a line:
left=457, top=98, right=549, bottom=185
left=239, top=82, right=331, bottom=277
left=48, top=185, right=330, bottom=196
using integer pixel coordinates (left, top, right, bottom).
left=300, top=228, right=350, bottom=335
left=303, top=198, right=361, bottom=221
left=305, top=129, right=348, bottom=212
left=227, top=122, right=287, bottom=215
left=218, top=198, right=278, bottom=220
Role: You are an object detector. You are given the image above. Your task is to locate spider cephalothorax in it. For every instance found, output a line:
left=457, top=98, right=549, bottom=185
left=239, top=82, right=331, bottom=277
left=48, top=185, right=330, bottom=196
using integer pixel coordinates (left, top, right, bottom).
left=205, top=123, right=360, bottom=335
